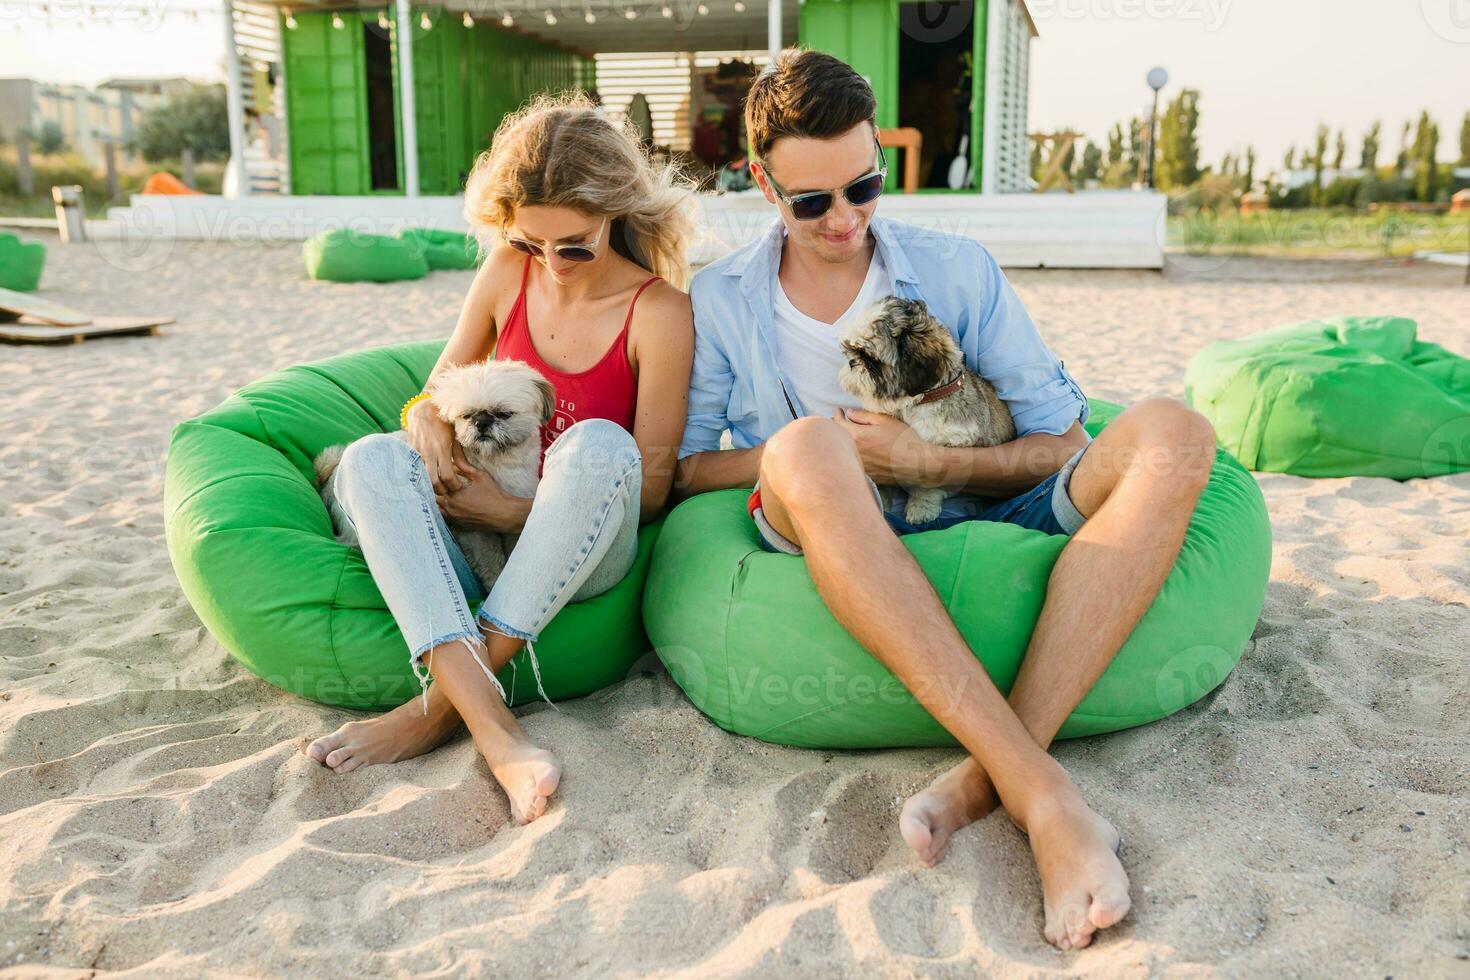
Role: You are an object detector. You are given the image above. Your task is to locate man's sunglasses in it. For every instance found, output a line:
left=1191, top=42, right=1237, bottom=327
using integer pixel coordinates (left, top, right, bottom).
left=506, top=216, right=607, bottom=262
left=755, top=136, right=889, bottom=221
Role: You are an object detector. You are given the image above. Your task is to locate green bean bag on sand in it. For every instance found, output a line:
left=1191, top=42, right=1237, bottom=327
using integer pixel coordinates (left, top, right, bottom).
left=1185, top=315, right=1470, bottom=478
left=303, top=229, right=429, bottom=283
left=643, top=400, right=1272, bottom=750
left=164, top=340, right=660, bottom=711
left=0, top=232, right=46, bottom=292
left=398, top=227, right=482, bottom=271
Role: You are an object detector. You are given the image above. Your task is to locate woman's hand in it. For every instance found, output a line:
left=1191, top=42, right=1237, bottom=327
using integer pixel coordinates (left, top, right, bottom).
left=404, top=396, right=477, bottom=496
left=435, top=467, right=533, bottom=534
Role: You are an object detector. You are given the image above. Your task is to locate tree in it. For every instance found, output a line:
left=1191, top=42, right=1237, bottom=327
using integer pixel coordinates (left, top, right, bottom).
left=1459, top=112, right=1470, bottom=166
left=1332, top=130, right=1346, bottom=172
left=1360, top=121, right=1380, bottom=171
left=1284, top=146, right=1296, bottom=171
left=1156, top=89, right=1201, bottom=191
left=1106, top=124, right=1124, bottom=167
left=34, top=120, right=66, bottom=154
left=1078, top=140, right=1103, bottom=183
left=1310, top=124, right=1329, bottom=205
left=130, top=85, right=229, bottom=163
left=1412, top=110, right=1439, bottom=203
left=1395, top=120, right=1412, bottom=174
left=1243, top=145, right=1256, bottom=192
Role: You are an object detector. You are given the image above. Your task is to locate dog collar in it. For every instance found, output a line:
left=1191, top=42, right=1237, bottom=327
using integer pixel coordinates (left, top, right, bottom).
left=914, top=373, right=964, bottom=406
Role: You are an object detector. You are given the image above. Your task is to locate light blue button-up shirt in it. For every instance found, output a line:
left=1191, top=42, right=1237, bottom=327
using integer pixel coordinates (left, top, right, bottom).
left=679, top=214, right=1090, bottom=521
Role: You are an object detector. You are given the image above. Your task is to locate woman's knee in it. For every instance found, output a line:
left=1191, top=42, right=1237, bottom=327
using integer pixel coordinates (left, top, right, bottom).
left=335, top=433, right=419, bottom=491
left=544, top=419, right=641, bottom=482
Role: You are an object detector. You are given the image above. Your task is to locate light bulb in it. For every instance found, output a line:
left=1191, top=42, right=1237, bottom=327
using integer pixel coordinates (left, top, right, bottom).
left=283, top=7, right=297, bottom=29
left=734, top=0, right=745, bottom=9
left=419, top=10, right=431, bottom=28
left=661, top=3, right=671, bottom=14
left=462, top=10, right=473, bottom=25
left=545, top=10, right=557, bottom=23
left=378, top=9, right=390, bottom=28
left=501, top=11, right=514, bottom=25
left=585, top=8, right=596, bottom=20
left=696, top=2, right=707, bottom=12
left=331, top=11, right=344, bottom=28
left=624, top=6, right=637, bottom=16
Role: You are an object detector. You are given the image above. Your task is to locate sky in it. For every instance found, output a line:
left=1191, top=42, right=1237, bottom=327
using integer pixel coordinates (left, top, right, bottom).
left=2, top=0, right=1467, bottom=170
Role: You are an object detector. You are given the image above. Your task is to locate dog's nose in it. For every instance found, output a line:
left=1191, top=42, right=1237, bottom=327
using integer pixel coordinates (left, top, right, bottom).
left=471, top=411, right=498, bottom=433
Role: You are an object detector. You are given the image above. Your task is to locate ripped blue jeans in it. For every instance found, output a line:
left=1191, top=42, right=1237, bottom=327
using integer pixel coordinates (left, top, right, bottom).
left=328, top=417, right=643, bottom=711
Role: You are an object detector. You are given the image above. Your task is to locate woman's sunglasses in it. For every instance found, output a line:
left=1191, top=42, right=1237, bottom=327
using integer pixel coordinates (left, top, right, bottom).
left=756, top=137, right=889, bottom=221
left=506, top=216, right=607, bottom=262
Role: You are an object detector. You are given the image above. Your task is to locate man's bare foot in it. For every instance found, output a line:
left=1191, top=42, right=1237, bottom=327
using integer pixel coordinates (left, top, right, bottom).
left=480, top=737, right=561, bottom=825
left=305, top=689, right=461, bottom=774
left=900, top=757, right=999, bottom=867
left=1025, top=795, right=1130, bottom=951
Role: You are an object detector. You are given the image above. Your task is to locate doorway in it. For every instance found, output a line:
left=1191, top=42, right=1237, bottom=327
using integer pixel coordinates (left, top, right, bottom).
left=897, top=0, right=974, bottom=188
left=363, top=25, right=399, bottom=191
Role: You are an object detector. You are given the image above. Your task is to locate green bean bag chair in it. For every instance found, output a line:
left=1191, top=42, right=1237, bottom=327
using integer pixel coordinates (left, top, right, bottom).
left=164, top=340, right=660, bottom=711
left=0, top=232, right=45, bottom=292
left=303, top=229, right=429, bottom=283
left=1185, top=316, right=1470, bottom=478
left=399, top=227, right=481, bottom=271
left=643, top=400, right=1271, bottom=749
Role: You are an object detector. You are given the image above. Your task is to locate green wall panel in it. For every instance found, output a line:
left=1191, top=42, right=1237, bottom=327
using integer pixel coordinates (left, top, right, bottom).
left=282, top=11, right=371, bottom=195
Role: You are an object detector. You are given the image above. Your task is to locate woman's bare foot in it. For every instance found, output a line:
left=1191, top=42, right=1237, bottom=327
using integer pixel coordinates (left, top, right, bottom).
left=1024, top=794, right=1130, bottom=951
left=899, top=757, right=999, bottom=867
left=305, top=684, right=461, bottom=774
left=478, top=735, right=561, bottom=825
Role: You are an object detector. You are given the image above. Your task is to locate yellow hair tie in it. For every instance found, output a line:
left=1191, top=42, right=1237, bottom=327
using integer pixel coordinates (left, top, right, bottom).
left=400, top=391, right=433, bottom=430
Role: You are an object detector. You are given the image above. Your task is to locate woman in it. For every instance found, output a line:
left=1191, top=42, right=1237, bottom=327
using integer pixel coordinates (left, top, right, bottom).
left=306, top=94, right=696, bottom=826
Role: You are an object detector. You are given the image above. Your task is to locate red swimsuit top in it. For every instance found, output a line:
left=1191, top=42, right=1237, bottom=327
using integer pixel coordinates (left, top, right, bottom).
left=494, top=254, right=658, bottom=470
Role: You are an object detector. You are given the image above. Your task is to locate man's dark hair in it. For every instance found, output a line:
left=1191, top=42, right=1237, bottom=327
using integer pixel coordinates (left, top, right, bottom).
left=743, top=49, right=877, bottom=162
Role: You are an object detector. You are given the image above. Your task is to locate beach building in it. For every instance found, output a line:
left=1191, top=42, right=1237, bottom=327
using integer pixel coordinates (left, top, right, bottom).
left=104, top=0, right=1166, bottom=267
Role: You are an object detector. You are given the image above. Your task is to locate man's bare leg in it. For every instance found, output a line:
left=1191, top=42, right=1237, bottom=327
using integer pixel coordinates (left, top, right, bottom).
left=900, top=399, right=1217, bottom=874
left=758, top=418, right=1132, bottom=951
left=304, top=633, right=557, bottom=824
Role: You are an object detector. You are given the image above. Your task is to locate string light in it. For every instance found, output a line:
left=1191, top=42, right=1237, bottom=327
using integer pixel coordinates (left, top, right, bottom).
left=660, top=3, right=671, bottom=15
left=331, top=11, right=344, bottom=28
left=584, top=8, right=596, bottom=21
left=462, top=10, right=474, bottom=26
left=623, top=5, right=637, bottom=16
left=501, top=10, right=514, bottom=25
left=544, top=10, right=556, bottom=23
left=378, top=8, right=391, bottom=29
left=283, top=6, right=297, bottom=29
left=734, top=0, right=745, bottom=9
left=696, top=2, right=707, bottom=12
left=419, top=10, right=431, bottom=28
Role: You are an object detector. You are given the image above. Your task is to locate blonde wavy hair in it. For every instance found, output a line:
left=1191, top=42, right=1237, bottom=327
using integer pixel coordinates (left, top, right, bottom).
left=464, top=92, right=698, bottom=287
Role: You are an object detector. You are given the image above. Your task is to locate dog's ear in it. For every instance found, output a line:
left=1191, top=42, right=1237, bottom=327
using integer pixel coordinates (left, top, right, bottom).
left=534, top=376, right=556, bottom=423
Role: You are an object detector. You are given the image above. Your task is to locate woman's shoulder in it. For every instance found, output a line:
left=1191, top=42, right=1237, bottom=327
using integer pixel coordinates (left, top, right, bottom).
left=628, top=274, right=692, bottom=333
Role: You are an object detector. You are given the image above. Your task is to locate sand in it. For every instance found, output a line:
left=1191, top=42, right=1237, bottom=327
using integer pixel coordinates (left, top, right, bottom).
left=1, top=232, right=1468, bottom=977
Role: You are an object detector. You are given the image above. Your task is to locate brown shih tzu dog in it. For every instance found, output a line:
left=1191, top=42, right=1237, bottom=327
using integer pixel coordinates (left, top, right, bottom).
left=838, top=296, right=1016, bottom=525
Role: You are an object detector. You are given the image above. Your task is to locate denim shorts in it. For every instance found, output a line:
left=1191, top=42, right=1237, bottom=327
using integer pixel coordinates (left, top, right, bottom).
left=750, top=442, right=1090, bottom=556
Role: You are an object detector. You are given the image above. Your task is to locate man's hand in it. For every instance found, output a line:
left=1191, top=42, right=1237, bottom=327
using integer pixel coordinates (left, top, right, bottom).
left=435, top=467, right=531, bottom=534
left=833, top=408, right=945, bottom=487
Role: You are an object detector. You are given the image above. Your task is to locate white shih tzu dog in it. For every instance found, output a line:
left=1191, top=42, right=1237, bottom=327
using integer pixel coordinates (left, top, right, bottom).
left=838, top=296, right=1016, bottom=526
left=313, top=359, right=554, bottom=588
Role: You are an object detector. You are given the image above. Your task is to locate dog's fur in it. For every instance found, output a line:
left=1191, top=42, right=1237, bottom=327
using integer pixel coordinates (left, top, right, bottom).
left=313, top=359, right=555, bottom=588
left=838, top=296, right=1016, bottom=525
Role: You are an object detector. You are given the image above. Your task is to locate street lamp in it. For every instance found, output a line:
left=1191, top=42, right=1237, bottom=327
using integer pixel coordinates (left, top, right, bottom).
left=1145, top=66, right=1168, bottom=190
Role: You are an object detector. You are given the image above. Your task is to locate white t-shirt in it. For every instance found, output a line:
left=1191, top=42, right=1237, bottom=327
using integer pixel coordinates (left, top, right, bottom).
left=771, top=244, right=891, bottom=419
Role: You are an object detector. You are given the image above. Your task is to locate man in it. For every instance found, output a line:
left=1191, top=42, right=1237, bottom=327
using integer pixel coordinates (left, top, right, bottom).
left=673, top=50, right=1218, bottom=951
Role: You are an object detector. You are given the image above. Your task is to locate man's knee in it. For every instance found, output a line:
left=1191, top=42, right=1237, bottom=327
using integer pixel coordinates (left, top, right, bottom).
left=1114, top=397, right=1216, bottom=490
left=760, top=417, right=864, bottom=507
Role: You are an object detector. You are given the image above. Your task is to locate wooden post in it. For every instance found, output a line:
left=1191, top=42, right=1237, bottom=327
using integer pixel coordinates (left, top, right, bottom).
left=52, top=185, right=87, bottom=243
left=104, top=141, right=120, bottom=199
left=15, top=133, right=33, bottom=197
left=181, top=147, right=196, bottom=189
